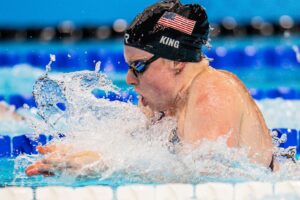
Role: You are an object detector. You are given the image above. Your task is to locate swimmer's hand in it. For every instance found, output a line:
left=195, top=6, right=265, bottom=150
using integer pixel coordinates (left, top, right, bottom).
left=25, top=144, right=102, bottom=177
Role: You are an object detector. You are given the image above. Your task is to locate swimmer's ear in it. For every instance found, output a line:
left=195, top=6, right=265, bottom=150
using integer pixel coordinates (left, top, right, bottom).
left=173, top=61, right=185, bottom=74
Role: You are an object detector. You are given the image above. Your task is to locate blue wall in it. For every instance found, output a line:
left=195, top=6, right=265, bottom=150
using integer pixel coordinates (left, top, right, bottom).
left=1, top=0, right=300, bottom=27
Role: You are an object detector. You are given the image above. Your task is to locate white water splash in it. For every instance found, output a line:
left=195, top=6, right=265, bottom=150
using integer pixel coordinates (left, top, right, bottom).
left=94, top=61, right=101, bottom=74
left=292, top=45, right=300, bottom=63
left=257, top=99, right=300, bottom=130
left=45, top=54, right=56, bottom=76
left=7, top=57, right=300, bottom=185
left=13, top=67, right=299, bottom=185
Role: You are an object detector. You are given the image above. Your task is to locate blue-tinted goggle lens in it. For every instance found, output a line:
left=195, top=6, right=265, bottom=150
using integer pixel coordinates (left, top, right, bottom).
left=131, top=61, right=146, bottom=73
left=128, top=55, right=159, bottom=76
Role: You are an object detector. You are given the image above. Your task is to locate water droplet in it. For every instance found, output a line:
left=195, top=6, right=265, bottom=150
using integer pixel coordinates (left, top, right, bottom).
left=23, top=104, right=30, bottom=110
left=95, top=61, right=101, bottom=74
left=292, top=45, right=300, bottom=63
left=45, top=54, right=56, bottom=76
left=50, top=54, right=56, bottom=62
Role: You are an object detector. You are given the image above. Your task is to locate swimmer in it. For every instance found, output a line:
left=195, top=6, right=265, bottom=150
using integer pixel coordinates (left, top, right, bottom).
left=25, top=0, right=276, bottom=176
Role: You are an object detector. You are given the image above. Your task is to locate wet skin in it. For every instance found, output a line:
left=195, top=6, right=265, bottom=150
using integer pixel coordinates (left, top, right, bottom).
left=25, top=46, right=275, bottom=176
left=124, top=46, right=274, bottom=168
left=25, top=144, right=101, bottom=176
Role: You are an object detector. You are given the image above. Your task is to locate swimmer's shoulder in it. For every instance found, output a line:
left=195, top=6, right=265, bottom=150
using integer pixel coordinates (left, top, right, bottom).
left=190, top=67, right=238, bottom=96
left=217, top=69, right=255, bottom=101
left=187, top=67, right=245, bottom=112
left=183, top=68, right=243, bottom=145
left=217, top=69, right=249, bottom=89
left=201, top=68, right=251, bottom=98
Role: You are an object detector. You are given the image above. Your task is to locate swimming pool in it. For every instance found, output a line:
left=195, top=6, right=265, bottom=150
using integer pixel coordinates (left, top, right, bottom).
left=1, top=37, right=300, bottom=199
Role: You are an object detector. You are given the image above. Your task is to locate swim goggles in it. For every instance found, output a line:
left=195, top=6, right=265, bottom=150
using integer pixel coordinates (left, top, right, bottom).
left=128, top=55, right=159, bottom=77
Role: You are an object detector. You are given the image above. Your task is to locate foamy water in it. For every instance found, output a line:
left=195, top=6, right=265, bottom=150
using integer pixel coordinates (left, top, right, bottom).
left=9, top=64, right=299, bottom=185
left=258, top=99, right=300, bottom=130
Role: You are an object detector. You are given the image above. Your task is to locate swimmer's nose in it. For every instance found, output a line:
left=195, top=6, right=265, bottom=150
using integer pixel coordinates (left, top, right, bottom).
left=126, top=69, right=139, bottom=86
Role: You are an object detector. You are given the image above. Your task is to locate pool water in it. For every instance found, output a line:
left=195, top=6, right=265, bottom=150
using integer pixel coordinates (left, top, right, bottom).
left=0, top=74, right=300, bottom=187
left=0, top=37, right=300, bottom=192
left=0, top=158, right=133, bottom=187
left=1, top=65, right=300, bottom=95
left=1, top=37, right=300, bottom=98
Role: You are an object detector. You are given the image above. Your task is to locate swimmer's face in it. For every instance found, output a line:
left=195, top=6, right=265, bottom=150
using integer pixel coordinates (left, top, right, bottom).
left=124, top=45, right=179, bottom=112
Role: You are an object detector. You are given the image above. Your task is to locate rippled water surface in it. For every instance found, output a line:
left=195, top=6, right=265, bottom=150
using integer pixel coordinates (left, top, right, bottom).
left=1, top=64, right=300, bottom=187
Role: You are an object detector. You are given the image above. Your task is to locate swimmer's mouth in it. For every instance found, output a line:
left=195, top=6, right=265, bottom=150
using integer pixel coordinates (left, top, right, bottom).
left=136, top=89, right=148, bottom=106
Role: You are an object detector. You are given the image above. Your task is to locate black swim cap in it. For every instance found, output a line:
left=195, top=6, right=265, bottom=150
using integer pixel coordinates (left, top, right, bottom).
left=124, top=0, right=209, bottom=62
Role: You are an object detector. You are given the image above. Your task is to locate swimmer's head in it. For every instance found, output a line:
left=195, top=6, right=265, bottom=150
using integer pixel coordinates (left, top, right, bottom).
left=124, top=0, right=210, bottom=62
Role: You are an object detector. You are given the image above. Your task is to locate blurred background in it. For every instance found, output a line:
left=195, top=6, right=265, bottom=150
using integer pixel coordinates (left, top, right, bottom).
left=1, top=0, right=300, bottom=188
left=0, top=0, right=300, bottom=108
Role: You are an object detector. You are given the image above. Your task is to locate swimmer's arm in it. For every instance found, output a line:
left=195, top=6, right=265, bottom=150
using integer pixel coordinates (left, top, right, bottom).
left=184, top=90, right=275, bottom=167
left=182, top=84, right=241, bottom=147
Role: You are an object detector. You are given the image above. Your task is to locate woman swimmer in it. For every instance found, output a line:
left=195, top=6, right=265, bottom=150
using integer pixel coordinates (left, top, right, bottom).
left=25, top=0, right=277, bottom=176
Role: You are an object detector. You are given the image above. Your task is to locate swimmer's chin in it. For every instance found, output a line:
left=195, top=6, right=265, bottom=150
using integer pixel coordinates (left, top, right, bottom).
left=142, top=97, right=158, bottom=110
left=139, top=96, right=168, bottom=115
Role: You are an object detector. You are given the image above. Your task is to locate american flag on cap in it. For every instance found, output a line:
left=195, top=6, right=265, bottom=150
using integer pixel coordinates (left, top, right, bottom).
left=157, top=12, right=196, bottom=35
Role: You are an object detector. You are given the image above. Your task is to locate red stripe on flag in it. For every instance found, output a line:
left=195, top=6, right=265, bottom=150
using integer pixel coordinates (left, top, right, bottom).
left=159, top=19, right=195, bottom=29
left=158, top=20, right=195, bottom=34
left=157, top=13, right=196, bottom=35
left=159, top=22, right=193, bottom=34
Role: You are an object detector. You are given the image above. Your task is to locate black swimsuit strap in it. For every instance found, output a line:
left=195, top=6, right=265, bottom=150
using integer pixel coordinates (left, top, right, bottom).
left=169, top=127, right=180, bottom=145
left=158, top=111, right=165, bottom=121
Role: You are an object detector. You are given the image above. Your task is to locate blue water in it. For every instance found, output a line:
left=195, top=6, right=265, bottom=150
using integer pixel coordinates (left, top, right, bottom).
left=0, top=158, right=136, bottom=187
left=0, top=65, right=300, bottom=96
left=0, top=73, right=300, bottom=187
left=0, top=37, right=300, bottom=96
left=0, top=37, right=300, bottom=188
